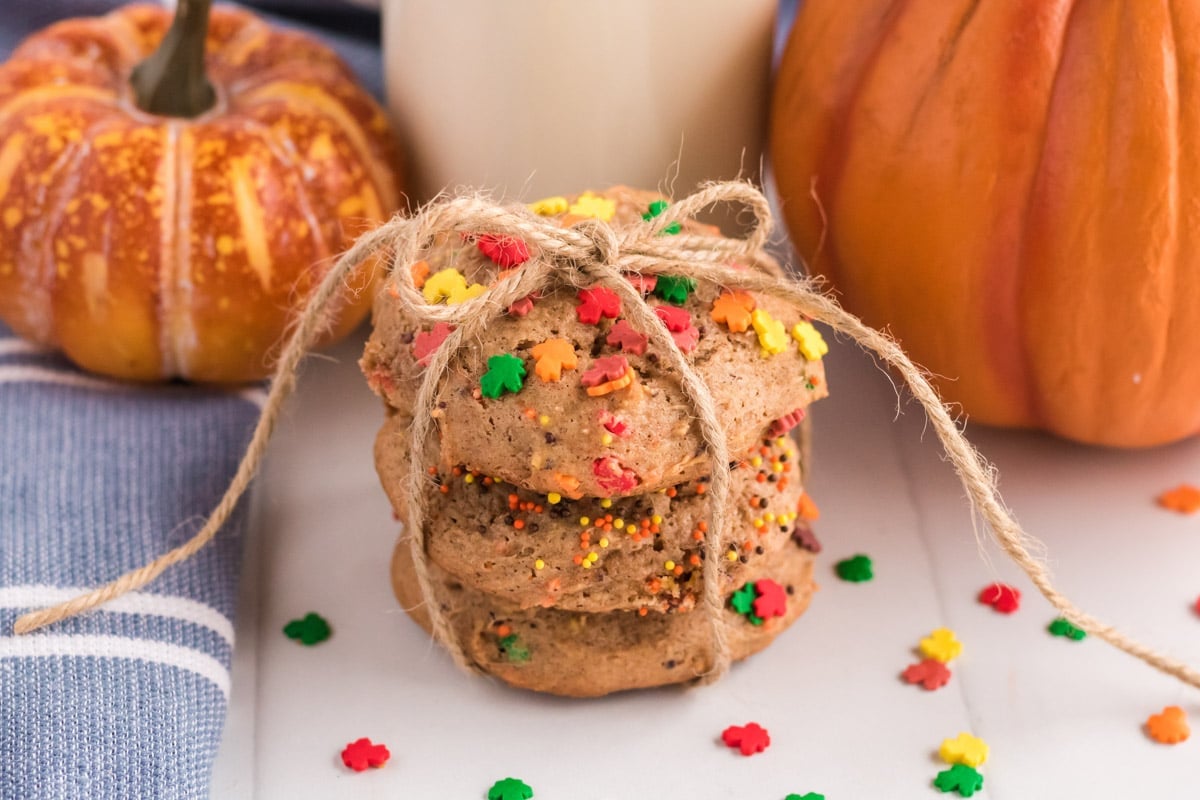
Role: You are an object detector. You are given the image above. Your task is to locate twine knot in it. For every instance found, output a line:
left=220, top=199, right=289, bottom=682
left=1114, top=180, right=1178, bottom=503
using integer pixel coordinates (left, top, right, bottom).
left=566, top=218, right=623, bottom=286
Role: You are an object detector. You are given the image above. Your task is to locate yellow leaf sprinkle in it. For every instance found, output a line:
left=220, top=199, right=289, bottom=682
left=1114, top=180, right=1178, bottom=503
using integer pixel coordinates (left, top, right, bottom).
left=529, top=195, right=569, bottom=216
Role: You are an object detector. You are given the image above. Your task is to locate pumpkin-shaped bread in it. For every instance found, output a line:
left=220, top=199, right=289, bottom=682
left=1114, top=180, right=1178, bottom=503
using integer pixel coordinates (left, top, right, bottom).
left=0, top=3, right=402, bottom=382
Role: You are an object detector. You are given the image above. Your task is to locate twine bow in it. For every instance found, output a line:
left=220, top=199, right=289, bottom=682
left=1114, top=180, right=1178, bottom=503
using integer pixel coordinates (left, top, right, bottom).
left=14, top=181, right=1200, bottom=694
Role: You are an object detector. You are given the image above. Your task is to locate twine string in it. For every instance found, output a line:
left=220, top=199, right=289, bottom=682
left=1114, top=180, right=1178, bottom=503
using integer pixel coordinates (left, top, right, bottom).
left=13, top=182, right=1200, bottom=693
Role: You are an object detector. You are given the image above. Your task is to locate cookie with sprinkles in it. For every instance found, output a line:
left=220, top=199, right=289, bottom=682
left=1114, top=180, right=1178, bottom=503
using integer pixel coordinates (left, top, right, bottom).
left=389, top=524, right=817, bottom=697
left=360, top=185, right=828, bottom=498
left=375, top=414, right=810, bottom=614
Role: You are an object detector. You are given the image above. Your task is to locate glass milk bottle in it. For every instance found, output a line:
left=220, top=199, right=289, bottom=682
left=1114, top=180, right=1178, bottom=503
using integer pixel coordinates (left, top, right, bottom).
left=382, top=0, right=777, bottom=203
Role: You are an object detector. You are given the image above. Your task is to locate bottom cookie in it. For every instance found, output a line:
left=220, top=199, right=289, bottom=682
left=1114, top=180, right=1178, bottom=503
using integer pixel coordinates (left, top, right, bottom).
left=391, top=535, right=816, bottom=697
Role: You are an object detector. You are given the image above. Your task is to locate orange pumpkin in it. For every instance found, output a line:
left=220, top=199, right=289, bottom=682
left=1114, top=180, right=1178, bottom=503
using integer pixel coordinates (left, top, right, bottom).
left=771, top=1, right=1200, bottom=448
left=0, top=2, right=402, bottom=382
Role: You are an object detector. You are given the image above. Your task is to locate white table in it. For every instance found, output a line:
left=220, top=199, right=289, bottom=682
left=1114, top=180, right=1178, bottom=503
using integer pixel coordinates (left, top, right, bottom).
left=211, top=326, right=1200, bottom=798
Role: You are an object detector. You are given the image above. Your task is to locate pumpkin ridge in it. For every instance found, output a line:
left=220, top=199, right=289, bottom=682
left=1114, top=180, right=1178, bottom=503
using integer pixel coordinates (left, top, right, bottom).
left=104, top=6, right=159, bottom=73
left=1138, top=0, right=1183, bottom=439
left=208, top=9, right=270, bottom=74
left=0, top=86, right=118, bottom=133
left=38, top=140, right=94, bottom=347
left=233, top=79, right=400, bottom=214
left=776, top=0, right=909, bottom=279
left=901, top=0, right=983, bottom=142
left=1007, top=0, right=1080, bottom=433
left=160, top=120, right=190, bottom=378
left=240, top=116, right=332, bottom=263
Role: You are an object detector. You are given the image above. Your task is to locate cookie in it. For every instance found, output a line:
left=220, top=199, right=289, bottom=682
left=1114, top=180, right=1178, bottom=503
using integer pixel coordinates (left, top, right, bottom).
left=375, top=411, right=809, bottom=613
left=361, top=185, right=828, bottom=498
left=391, top=530, right=816, bottom=697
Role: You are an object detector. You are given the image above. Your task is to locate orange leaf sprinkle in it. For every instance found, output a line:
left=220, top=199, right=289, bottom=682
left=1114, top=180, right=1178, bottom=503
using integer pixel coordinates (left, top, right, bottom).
left=410, top=259, right=430, bottom=289
left=1157, top=484, right=1200, bottom=514
left=797, top=492, right=820, bottom=520
left=530, top=338, right=578, bottom=382
left=711, top=290, right=756, bottom=332
left=1146, top=706, right=1190, bottom=744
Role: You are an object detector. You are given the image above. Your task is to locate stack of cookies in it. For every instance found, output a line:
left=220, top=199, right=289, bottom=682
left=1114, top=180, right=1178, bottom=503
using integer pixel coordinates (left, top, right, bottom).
left=361, top=187, right=829, bottom=697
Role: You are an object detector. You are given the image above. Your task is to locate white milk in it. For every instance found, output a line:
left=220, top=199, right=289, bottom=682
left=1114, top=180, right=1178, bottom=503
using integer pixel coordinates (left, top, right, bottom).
left=382, top=0, right=776, bottom=203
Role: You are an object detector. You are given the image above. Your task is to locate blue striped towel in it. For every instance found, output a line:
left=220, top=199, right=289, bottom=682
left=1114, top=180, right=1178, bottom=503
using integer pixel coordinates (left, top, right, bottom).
left=0, top=3, right=384, bottom=797
left=0, top=325, right=263, bottom=798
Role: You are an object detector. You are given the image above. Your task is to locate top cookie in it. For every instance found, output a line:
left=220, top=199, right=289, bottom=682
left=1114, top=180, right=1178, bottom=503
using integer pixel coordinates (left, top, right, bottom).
left=361, top=186, right=828, bottom=498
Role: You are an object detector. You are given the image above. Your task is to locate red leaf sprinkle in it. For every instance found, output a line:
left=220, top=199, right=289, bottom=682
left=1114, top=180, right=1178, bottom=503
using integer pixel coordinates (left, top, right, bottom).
left=654, top=305, right=699, bottom=352
left=902, top=658, right=952, bottom=691
left=977, top=583, right=1021, bottom=614
left=769, top=408, right=807, bottom=437
left=412, top=322, right=454, bottom=367
left=581, top=355, right=630, bottom=387
left=606, top=319, right=649, bottom=355
left=341, top=737, right=390, bottom=772
left=625, top=273, right=658, bottom=294
left=593, top=456, right=639, bottom=494
left=721, top=722, right=771, bottom=756
left=477, top=234, right=530, bottom=268
left=508, top=293, right=537, bottom=317
left=753, top=579, right=788, bottom=619
left=576, top=287, right=621, bottom=324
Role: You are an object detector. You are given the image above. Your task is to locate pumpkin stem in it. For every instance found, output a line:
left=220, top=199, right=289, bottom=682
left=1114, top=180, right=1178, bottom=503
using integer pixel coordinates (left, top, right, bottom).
left=131, top=0, right=216, bottom=118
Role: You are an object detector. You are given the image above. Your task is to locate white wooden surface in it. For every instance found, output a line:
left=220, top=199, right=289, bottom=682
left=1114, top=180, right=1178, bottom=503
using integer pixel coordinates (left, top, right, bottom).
left=211, top=328, right=1200, bottom=799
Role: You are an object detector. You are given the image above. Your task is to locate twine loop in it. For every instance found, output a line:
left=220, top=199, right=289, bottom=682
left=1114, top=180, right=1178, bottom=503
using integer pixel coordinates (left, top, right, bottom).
left=12, top=181, right=1200, bottom=696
